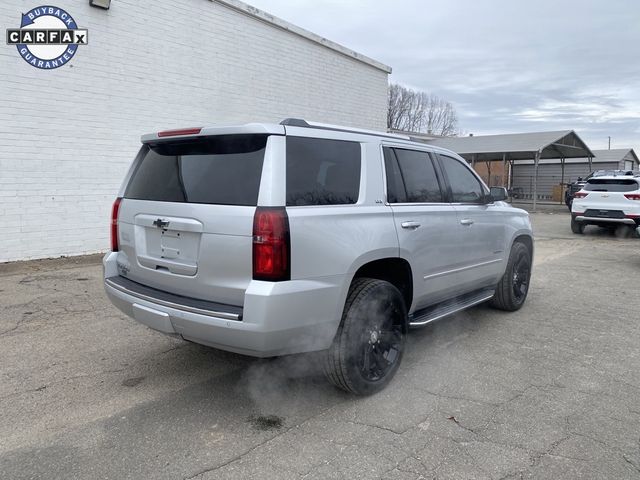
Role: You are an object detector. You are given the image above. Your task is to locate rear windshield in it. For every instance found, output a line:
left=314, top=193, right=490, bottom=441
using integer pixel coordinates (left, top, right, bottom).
left=125, top=135, right=267, bottom=206
left=286, top=137, right=361, bottom=206
left=584, top=179, right=638, bottom=192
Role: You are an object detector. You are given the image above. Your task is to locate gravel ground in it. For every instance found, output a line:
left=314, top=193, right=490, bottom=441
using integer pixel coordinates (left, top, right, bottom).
left=1, top=210, right=639, bottom=479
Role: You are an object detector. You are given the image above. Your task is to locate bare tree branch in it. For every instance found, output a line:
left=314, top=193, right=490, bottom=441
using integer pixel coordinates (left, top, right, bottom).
left=387, top=83, right=460, bottom=136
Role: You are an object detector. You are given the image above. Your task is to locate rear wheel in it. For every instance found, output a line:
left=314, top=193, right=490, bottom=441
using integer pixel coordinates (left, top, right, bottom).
left=491, top=242, right=532, bottom=311
left=324, top=278, right=407, bottom=395
left=571, top=217, right=585, bottom=234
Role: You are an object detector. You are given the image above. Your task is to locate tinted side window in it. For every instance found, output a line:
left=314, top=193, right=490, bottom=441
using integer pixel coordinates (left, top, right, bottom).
left=286, top=137, right=361, bottom=206
left=383, top=148, right=406, bottom=203
left=439, top=155, right=485, bottom=203
left=393, top=149, right=443, bottom=203
left=125, top=135, right=267, bottom=206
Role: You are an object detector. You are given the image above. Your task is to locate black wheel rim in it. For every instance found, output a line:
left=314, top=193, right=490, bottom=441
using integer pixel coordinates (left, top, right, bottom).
left=359, top=301, right=404, bottom=382
left=512, top=254, right=530, bottom=302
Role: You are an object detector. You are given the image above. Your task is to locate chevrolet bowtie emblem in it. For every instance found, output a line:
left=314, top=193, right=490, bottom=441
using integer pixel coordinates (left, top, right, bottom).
left=153, top=218, right=169, bottom=229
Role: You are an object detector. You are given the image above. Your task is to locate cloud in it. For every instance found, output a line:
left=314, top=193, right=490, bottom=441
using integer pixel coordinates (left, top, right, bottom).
left=246, top=0, right=640, bottom=151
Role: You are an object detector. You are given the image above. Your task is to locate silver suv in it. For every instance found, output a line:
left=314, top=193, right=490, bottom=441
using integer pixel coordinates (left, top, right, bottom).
left=104, top=119, right=533, bottom=395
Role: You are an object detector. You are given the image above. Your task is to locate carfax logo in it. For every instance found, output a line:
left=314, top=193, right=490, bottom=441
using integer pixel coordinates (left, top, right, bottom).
left=6, top=5, right=88, bottom=69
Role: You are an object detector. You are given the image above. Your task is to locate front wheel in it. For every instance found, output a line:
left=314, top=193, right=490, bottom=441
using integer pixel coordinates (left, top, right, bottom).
left=324, top=278, right=407, bottom=395
left=491, top=242, right=532, bottom=311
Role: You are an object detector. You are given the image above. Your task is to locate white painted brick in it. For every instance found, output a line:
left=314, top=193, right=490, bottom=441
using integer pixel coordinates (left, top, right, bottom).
left=0, top=0, right=388, bottom=262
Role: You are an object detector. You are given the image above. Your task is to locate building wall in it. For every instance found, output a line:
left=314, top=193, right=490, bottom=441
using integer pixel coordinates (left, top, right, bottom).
left=472, top=161, right=507, bottom=187
left=511, top=162, right=619, bottom=198
left=0, top=0, right=389, bottom=262
left=622, top=151, right=636, bottom=171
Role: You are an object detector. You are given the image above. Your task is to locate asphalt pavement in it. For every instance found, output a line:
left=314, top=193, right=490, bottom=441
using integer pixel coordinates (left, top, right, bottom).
left=1, top=210, right=639, bottom=479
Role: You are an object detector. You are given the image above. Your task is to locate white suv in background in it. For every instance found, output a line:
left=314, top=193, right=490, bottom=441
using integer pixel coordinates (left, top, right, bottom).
left=571, top=174, right=640, bottom=236
left=104, top=119, right=534, bottom=395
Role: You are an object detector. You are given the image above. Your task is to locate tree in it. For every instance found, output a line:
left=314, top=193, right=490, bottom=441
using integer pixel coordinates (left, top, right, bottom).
left=387, top=83, right=459, bottom=136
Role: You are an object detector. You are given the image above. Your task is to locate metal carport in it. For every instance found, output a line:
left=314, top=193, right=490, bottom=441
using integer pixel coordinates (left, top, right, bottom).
left=427, top=130, right=594, bottom=211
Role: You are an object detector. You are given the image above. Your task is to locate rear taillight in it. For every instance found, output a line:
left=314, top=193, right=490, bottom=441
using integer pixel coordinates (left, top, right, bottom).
left=252, top=207, right=290, bottom=281
left=574, top=192, right=589, bottom=198
left=110, top=197, right=122, bottom=252
left=624, top=194, right=640, bottom=201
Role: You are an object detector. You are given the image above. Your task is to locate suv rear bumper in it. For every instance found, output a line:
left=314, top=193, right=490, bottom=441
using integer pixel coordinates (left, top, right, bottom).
left=573, top=215, right=638, bottom=225
left=103, top=253, right=344, bottom=357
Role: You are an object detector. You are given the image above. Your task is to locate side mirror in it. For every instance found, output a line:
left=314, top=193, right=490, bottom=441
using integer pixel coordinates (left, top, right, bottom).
left=489, top=186, right=508, bottom=202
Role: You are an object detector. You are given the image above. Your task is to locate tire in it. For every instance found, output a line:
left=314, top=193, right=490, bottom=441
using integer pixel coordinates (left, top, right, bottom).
left=491, top=242, right=532, bottom=312
left=571, top=217, right=585, bottom=234
left=324, top=278, right=407, bottom=395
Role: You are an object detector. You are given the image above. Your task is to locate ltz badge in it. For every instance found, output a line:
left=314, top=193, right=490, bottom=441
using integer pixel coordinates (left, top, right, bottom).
left=6, top=5, right=88, bottom=70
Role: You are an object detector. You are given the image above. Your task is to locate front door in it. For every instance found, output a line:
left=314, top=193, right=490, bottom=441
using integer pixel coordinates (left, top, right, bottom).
left=383, top=146, right=469, bottom=311
left=436, top=153, right=505, bottom=290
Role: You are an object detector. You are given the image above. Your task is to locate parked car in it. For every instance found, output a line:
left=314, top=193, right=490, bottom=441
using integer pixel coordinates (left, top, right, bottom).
left=565, top=170, right=636, bottom=211
left=103, top=119, right=534, bottom=395
left=570, top=174, right=640, bottom=236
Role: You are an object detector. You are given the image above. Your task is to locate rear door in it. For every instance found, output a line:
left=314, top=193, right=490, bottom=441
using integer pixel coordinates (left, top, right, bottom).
left=116, top=134, right=274, bottom=306
left=383, top=146, right=467, bottom=309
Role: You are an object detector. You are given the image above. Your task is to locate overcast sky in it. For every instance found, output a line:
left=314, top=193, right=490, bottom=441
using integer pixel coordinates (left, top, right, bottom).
left=248, top=0, right=639, bottom=152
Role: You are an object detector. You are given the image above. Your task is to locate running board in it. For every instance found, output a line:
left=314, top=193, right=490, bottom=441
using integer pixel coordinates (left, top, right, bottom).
left=409, top=288, right=495, bottom=327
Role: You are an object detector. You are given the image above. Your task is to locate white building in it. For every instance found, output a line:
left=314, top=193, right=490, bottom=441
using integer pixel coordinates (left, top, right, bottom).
left=0, top=0, right=391, bottom=262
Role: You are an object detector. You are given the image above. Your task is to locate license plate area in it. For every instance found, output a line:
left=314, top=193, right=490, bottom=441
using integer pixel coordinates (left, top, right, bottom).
left=133, top=215, right=203, bottom=276
left=584, top=209, right=624, bottom=219
left=145, top=228, right=200, bottom=262
left=161, top=230, right=182, bottom=259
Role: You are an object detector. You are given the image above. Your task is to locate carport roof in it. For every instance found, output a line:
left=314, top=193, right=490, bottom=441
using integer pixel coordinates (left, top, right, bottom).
left=427, top=130, right=594, bottom=162
left=590, top=148, right=639, bottom=164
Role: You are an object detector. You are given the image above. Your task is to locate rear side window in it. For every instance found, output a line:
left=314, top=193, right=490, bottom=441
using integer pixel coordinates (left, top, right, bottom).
left=384, top=147, right=443, bottom=203
left=584, top=179, right=639, bottom=192
left=125, top=135, right=267, bottom=206
left=383, top=148, right=406, bottom=203
left=286, top=137, right=361, bottom=206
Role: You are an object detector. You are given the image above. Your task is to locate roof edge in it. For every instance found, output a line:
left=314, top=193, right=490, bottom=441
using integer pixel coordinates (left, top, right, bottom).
left=211, top=0, right=392, bottom=73
left=540, top=129, right=594, bottom=158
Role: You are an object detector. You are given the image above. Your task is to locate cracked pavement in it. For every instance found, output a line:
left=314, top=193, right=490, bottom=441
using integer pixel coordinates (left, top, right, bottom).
left=1, top=209, right=639, bottom=479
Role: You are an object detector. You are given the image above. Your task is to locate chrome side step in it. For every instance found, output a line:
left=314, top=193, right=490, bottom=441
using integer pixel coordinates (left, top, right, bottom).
left=409, top=288, right=495, bottom=328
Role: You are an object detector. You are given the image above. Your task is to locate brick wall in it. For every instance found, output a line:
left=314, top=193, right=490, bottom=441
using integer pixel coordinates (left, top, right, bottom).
left=0, top=0, right=389, bottom=262
left=472, top=161, right=507, bottom=187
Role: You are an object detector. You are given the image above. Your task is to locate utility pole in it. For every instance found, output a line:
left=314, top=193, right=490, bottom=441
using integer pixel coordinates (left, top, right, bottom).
left=608, top=136, right=611, bottom=150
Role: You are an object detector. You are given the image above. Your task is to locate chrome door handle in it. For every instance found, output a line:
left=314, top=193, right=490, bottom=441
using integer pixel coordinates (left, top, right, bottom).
left=460, top=218, right=474, bottom=226
left=401, top=221, right=421, bottom=230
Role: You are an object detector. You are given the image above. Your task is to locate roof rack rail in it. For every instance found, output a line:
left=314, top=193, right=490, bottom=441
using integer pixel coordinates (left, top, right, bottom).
left=279, top=118, right=411, bottom=141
